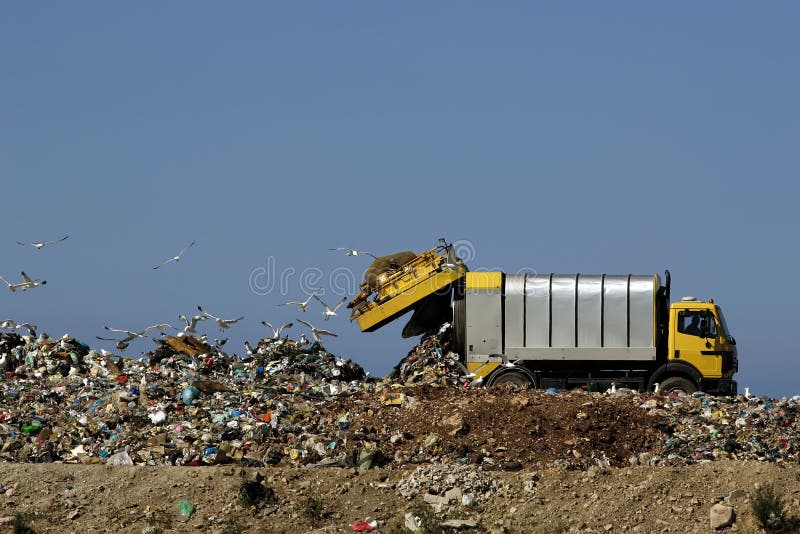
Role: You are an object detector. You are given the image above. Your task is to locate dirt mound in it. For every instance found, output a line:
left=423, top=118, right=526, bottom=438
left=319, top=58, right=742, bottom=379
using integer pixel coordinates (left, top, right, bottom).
left=332, top=386, right=665, bottom=469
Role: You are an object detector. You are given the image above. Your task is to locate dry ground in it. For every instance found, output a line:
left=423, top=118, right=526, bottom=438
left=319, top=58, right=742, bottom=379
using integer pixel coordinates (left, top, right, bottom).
left=1, top=460, right=799, bottom=533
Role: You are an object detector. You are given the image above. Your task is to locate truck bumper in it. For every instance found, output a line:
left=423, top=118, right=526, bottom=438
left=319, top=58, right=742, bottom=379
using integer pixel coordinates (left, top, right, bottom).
left=702, top=379, right=738, bottom=396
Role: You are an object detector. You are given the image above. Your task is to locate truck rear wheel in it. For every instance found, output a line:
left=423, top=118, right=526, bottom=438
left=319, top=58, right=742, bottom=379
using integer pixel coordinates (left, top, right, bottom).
left=659, top=376, right=698, bottom=395
left=488, top=370, right=535, bottom=390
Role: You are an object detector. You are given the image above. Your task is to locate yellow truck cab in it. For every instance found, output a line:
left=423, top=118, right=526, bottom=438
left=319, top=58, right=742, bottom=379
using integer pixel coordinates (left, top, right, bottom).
left=664, top=297, right=738, bottom=394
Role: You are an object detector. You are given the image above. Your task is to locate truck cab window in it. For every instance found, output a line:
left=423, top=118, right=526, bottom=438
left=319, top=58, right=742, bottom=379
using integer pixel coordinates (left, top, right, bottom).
left=679, top=310, right=717, bottom=338
left=700, top=315, right=717, bottom=338
left=678, top=311, right=703, bottom=337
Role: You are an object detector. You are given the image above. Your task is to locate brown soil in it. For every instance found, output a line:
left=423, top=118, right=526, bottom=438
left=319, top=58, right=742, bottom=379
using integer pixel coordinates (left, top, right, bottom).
left=1, top=461, right=799, bottom=533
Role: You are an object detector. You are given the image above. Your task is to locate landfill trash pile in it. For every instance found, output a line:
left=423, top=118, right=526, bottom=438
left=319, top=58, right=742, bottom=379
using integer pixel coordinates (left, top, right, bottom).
left=636, top=390, right=800, bottom=465
left=1, top=324, right=799, bottom=472
left=387, top=323, right=474, bottom=387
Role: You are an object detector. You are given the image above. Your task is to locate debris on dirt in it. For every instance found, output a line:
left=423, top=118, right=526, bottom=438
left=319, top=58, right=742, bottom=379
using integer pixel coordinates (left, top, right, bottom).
left=0, top=324, right=799, bottom=474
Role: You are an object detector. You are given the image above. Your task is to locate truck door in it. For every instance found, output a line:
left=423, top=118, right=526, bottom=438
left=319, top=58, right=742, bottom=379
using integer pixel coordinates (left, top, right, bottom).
left=673, top=309, right=722, bottom=378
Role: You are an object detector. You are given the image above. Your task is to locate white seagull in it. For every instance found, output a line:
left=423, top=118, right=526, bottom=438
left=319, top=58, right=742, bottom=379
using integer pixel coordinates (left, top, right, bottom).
left=143, top=323, right=174, bottom=334
left=153, top=241, right=195, bottom=269
left=15, top=322, right=37, bottom=338
left=260, top=321, right=293, bottom=341
left=95, top=336, right=133, bottom=351
left=0, top=272, right=47, bottom=292
left=197, top=305, right=244, bottom=331
left=296, top=318, right=338, bottom=344
left=313, top=294, right=348, bottom=321
left=17, top=235, right=69, bottom=250
left=178, top=314, right=208, bottom=335
left=329, top=247, right=377, bottom=259
left=1, top=319, right=16, bottom=330
left=279, top=290, right=320, bottom=312
left=103, top=326, right=146, bottom=340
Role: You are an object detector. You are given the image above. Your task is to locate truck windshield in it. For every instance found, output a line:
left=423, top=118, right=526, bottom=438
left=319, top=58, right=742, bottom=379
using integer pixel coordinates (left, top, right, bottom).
left=716, top=306, right=732, bottom=339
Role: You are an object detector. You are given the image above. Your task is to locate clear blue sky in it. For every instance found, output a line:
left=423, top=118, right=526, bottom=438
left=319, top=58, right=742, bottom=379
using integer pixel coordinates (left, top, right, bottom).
left=1, top=3, right=798, bottom=396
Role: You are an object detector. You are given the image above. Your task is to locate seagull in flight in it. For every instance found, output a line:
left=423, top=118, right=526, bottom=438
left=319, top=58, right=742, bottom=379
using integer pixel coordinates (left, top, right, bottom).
left=104, top=326, right=147, bottom=340
left=313, top=294, right=348, bottom=320
left=260, top=321, right=293, bottom=341
left=17, top=235, right=69, bottom=250
left=95, top=336, right=132, bottom=351
left=97, top=326, right=144, bottom=351
left=197, top=305, right=244, bottom=331
left=178, top=314, right=208, bottom=335
left=143, top=323, right=174, bottom=334
left=243, top=341, right=257, bottom=359
left=1, top=319, right=16, bottom=330
left=297, top=318, right=338, bottom=344
left=0, top=272, right=47, bottom=292
left=15, top=322, right=37, bottom=338
left=329, top=247, right=377, bottom=259
left=279, top=290, right=320, bottom=312
left=153, top=241, right=195, bottom=269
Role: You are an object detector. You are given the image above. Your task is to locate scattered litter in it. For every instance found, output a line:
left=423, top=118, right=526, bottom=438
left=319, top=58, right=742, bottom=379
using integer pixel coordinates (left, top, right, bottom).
left=0, top=324, right=797, bottom=471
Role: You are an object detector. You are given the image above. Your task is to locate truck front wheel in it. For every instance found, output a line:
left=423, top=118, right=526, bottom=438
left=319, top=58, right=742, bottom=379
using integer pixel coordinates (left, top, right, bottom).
left=659, top=376, right=698, bottom=395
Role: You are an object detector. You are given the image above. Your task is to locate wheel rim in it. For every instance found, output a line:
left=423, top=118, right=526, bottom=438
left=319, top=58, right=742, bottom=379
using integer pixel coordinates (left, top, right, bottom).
left=492, top=372, right=532, bottom=389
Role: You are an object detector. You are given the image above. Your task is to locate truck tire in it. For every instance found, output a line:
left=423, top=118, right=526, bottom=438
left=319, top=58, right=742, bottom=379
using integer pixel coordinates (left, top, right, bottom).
left=659, top=376, right=698, bottom=395
left=489, top=370, right=535, bottom=390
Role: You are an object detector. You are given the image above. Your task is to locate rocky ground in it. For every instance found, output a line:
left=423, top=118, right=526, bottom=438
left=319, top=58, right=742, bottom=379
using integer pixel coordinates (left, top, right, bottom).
left=1, top=456, right=799, bottom=533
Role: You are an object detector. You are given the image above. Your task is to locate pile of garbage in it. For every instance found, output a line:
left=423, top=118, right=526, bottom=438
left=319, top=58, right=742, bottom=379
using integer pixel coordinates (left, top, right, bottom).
left=636, top=391, right=800, bottom=465
left=1, top=323, right=799, bottom=470
left=388, top=324, right=475, bottom=387
left=0, top=327, right=374, bottom=467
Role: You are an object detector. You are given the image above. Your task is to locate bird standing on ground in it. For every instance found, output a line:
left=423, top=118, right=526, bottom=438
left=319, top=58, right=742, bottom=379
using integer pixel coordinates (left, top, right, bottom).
left=197, top=306, right=244, bottom=331
left=279, top=290, right=320, bottom=312
left=153, top=241, right=195, bottom=269
left=0, top=272, right=47, bottom=292
left=329, top=247, right=377, bottom=259
left=313, top=294, right=348, bottom=320
left=17, top=235, right=69, bottom=250
left=296, top=318, right=338, bottom=344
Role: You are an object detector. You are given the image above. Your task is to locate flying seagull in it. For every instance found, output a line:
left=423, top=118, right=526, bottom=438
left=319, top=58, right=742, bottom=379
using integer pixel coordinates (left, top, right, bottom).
left=260, top=321, right=293, bottom=341
left=143, top=323, right=174, bottom=334
left=95, top=336, right=132, bottom=351
left=197, top=305, right=244, bottom=331
left=329, top=247, right=377, bottom=259
left=104, top=326, right=147, bottom=340
left=17, top=235, right=69, bottom=250
left=243, top=341, right=257, bottom=359
left=97, top=326, right=144, bottom=351
left=1, top=319, right=16, bottom=330
left=153, top=241, right=195, bottom=269
left=14, top=322, right=38, bottom=338
left=279, top=289, right=320, bottom=312
left=296, top=318, right=338, bottom=343
left=313, top=294, right=348, bottom=320
left=178, top=313, right=208, bottom=335
left=0, top=272, right=47, bottom=292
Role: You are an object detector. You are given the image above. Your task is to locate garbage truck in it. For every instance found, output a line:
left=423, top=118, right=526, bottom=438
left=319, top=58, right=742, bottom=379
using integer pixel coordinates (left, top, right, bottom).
left=348, top=240, right=738, bottom=395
